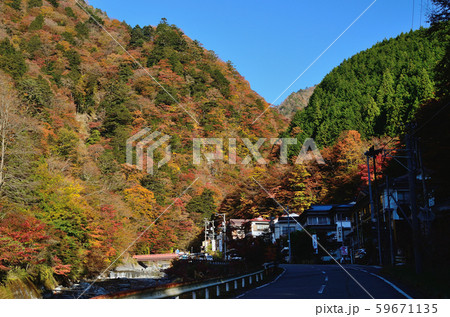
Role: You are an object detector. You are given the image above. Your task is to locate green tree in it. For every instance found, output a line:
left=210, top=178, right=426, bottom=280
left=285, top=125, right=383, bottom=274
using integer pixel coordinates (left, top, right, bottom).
left=75, top=22, right=90, bottom=39
left=64, top=49, right=81, bottom=72
left=141, top=174, right=167, bottom=205
left=376, top=69, right=395, bottom=106
left=109, top=126, right=131, bottom=163
left=128, top=25, right=153, bottom=48
left=29, top=14, right=44, bottom=31
left=155, top=85, right=177, bottom=106
left=363, top=96, right=380, bottom=136
left=65, top=7, right=76, bottom=18
left=25, top=35, right=42, bottom=56
left=48, top=0, right=59, bottom=7
left=73, top=74, right=97, bottom=113
left=428, top=0, right=450, bottom=25
left=0, top=39, right=27, bottom=79
left=185, top=189, right=216, bottom=223
left=53, top=128, right=78, bottom=159
left=385, top=73, right=409, bottom=135
left=7, top=0, right=22, bottom=10
left=28, top=0, right=42, bottom=8
left=18, top=76, right=53, bottom=112
left=418, top=68, right=435, bottom=102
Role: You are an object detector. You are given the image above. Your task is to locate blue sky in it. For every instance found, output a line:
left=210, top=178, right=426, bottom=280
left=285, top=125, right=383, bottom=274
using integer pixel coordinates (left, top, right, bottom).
left=89, top=0, right=431, bottom=105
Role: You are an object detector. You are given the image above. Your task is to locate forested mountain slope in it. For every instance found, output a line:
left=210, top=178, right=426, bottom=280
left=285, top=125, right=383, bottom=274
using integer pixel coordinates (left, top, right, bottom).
left=285, top=24, right=449, bottom=148
left=0, top=0, right=285, bottom=297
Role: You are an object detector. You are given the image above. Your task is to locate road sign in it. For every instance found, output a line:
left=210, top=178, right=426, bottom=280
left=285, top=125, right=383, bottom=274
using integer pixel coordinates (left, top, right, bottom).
left=336, top=225, right=343, bottom=242
left=312, top=234, right=318, bottom=249
left=340, top=246, right=348, bottom=256
left=429, top=197, right=435, bottom=207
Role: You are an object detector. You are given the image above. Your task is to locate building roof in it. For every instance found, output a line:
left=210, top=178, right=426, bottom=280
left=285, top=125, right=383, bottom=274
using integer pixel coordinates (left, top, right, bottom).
left=133, top=254, right=179, bottom=262
left=248, top=217, right=270, bottom=222
left=308, top=205, right=334, bottom=211
left=280, top=213, right=299, bottom=218
left=229, top=219, right=247, bottom=227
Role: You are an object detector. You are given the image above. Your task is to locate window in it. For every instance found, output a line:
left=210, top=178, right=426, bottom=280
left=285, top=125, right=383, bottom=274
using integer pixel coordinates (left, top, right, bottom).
left=281, top=226, right=296, bottom=235
left=308, top=216, right=330, bottom=225
left=335, top=214, right=350, bottom=222
left=255, top=224, right=268, bottom=231
left=397, top=191, right=409, bottom=203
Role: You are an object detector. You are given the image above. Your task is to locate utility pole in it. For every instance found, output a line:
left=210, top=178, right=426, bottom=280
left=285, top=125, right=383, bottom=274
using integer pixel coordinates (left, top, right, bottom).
left=406, top=130, right=422, bottom=274
left=386, top=175, right=395, bottom=266
left=417, top=141, right=432, bottom=235
left=204, top=218, right=208, bottom=253
left=287, top=207, right=292, bottom=264
left=365, top=147, right=383, bottom=266
left=372, top=150, right=383, bottom=266
left=216, top=213, right=227, bottom=260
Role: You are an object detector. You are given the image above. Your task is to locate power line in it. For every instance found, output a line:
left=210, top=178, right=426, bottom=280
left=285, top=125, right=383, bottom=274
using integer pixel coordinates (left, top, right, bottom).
left=412, top=0, right=415, bottom=30
left=420, top=0, right=423, bottom=27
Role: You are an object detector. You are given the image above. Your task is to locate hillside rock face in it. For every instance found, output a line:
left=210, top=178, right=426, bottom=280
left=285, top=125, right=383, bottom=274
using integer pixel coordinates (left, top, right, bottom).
left=277, top=86, right=316, bottom=119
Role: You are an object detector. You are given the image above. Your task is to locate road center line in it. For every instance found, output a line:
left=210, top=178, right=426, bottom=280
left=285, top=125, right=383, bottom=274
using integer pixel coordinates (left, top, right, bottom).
left=318, top=284, right=326, bottom=294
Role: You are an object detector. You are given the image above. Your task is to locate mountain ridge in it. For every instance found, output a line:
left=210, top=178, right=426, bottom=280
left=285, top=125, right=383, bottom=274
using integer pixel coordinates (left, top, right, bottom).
left=277, top=85, right=316, bottom=119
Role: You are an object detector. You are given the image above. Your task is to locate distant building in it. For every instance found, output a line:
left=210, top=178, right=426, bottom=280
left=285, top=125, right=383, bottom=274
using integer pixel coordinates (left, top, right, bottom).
left=245, top=217, right=270, bottom=237
left=227, top=217, right=271, bottom=239
left=228, top=219, right=246, bottom=240
left=272, top=213, right=302, bottom=242
left=300, top=203, right=355, bottom=243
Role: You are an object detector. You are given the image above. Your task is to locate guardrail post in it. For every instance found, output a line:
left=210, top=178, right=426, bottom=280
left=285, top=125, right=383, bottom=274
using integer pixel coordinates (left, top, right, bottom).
left=205, top=288, right=209, bottom=299
left=216, top=285, right=220, bottom=297
left=226, top=283, right=229, bottom=292
left=242, top=278, right=245, bottom=288
left=256, top=274, right=259, bottom=282
left=260, top=272, right=263, bottom=280
left=192, top=291, right=196, bottom=299
left=234, top=280, right=238, bottom=289
left=249, top=276, right=252, bottom=285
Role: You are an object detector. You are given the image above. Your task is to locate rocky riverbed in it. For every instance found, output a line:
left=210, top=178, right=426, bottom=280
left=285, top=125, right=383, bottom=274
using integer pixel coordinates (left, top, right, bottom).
left=44, top=258, right=172, bottom=298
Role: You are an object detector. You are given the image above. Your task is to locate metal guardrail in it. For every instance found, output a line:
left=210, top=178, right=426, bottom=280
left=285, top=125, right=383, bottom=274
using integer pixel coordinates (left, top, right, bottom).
left=94, top=263, right=276, bottom=299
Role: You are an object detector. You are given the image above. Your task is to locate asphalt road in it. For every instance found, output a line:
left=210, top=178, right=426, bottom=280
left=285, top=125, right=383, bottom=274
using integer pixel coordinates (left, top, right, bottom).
left=237, top=264, right=412, bottom=299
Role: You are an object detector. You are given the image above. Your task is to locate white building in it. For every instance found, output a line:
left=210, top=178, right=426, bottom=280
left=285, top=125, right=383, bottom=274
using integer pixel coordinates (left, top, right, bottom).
left=272, top=213, right=302, bottom=242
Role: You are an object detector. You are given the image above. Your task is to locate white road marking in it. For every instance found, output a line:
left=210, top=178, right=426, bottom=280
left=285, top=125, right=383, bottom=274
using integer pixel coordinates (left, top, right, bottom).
left=322, top=271, right=326, bottom=274
left=369, top=273, right=413, bottom=299
left=235, top=268, right=286, bottom=298
left=325, top=276, right=328, bottom=282
left=318, top=284, right=326, bottom=294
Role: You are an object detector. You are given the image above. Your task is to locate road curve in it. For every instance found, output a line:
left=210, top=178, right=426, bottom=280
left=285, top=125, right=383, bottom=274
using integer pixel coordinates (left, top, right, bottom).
left=237, top=264, right=411, bottom=299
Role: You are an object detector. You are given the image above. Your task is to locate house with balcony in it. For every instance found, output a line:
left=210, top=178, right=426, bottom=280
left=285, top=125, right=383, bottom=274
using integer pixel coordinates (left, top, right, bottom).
left=244, top=217, right=270, bottom=237
left=299, top=204, right=354, bottom=244
left=272, top=213, right=302, bottom=242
